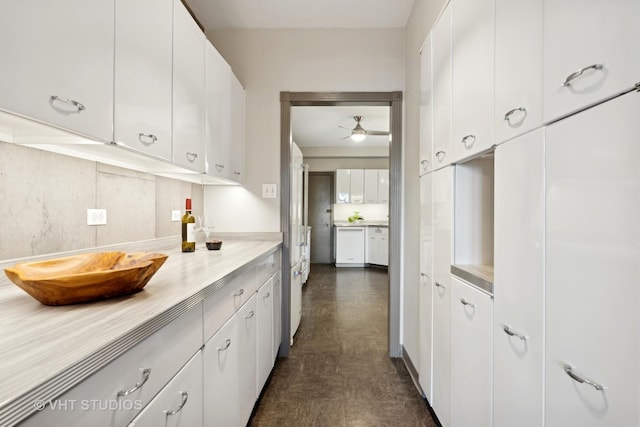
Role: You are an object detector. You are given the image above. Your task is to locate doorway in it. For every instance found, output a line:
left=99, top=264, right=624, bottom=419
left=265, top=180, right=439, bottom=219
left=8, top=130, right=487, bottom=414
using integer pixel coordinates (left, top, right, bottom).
left=280, top=91, right=403, bottom=358
left=308, top=172, right=335, bottom=264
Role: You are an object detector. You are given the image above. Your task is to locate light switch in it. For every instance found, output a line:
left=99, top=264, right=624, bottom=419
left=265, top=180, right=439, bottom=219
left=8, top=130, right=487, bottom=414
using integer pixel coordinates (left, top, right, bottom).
left=262, top=184, right=277, bottom=198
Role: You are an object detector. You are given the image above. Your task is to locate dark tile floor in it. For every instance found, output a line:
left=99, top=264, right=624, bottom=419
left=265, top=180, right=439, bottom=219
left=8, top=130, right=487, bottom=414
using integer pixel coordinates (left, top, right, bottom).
left=249, top=264, right=437, bottom=427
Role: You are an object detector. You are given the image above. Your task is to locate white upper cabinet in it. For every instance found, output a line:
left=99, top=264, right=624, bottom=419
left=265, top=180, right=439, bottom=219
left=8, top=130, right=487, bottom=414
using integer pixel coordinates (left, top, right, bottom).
left=336, top=169, right=365, bottom=204
left=205, top=42, right=232, bottom=180
left=543, top=0, right=640, bottom=123
left=494, top=0, right=543, bottom=145
left=377, top=169, right=389, bottom=203
left=364, top=169, right=389, bottom=204
left=350, top=169, right=364, bottom=203
left=451, top=0, right=494, bottom=162
left=545, top=91, right=640, bottom=427
left=172, top=0, right=205, bottom=172
left=0, top=0, right=114, bottom=143
left=114, top=0, right=172, bottom=161
left=432, top=3, right=453, bottom=170
left=229, top=72, right=246, bottom=183
left=419, top=32, right=433, bottom=176
left=493, top=128, right=544, bottom=427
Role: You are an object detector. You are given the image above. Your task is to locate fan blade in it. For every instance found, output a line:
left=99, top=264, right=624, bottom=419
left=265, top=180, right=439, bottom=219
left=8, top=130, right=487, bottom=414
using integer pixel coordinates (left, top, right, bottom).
left=340, top=135, right=351, bottom=141
left=338, top=125, right=352, bottom=131
left=365, top=130, right=390, bottom=136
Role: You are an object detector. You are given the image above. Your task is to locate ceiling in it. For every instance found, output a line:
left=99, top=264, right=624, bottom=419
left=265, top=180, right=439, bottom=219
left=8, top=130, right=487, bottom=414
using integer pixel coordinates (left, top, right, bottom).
left=184, top=0, right=416, bottom=30
left=292, top=106, right=390, bottom=148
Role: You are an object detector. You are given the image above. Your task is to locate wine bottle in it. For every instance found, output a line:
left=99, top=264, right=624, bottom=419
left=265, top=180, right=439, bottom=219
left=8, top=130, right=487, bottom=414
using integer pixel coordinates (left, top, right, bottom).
left=181, top=198, right=196, bottom=252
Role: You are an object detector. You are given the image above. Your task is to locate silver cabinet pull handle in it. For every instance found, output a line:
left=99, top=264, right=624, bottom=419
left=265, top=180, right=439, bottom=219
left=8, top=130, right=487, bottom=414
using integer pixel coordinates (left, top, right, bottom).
left=50, top=95, right=85, bottom=112
left=435, top=150, right=446, bottom=161
left=138, top=133, right=157, bottom=144
left=293, top=269, right=303, bottom=277
left=420, top=159, right=429, bottom=170
left=503, top=324, right=529, bottom=341
left=461, top=134, right=476, bottom=147
left=562, top=64, right=604, bottom=87
left=244, top=310, right=255, bottom=319
left=435, top=282, right=445, bottom=289
left=117, top=368, right=151, bottom=396
left=420, top=273, right=428, bottom=278
left=503, top=107, right=527, bottom=121
left=215, top=164, right=225, bottom=170
left=562, top=363, right=606, bottom=391
left=234, top=289, right=244, bottom=297
left=186, top=152, right=198, bottom=162
left=263, top=292, right=271, bottom=299
left=460, top=298, right=476, bottom=308
left=217, top=338, right=231, bottom=351
left=234, top=171, right=241, bottom=175
left=165, top=391, right=189, bottom=416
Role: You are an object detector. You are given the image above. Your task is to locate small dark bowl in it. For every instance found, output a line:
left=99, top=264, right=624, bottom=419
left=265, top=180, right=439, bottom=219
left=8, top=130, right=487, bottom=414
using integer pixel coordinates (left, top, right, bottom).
left=206, top=240, right=223, bottom=250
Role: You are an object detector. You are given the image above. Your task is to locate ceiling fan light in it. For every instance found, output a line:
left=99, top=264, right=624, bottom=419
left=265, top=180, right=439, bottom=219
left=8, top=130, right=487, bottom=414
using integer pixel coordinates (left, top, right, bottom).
left=350, top=130, right=366, bottom=142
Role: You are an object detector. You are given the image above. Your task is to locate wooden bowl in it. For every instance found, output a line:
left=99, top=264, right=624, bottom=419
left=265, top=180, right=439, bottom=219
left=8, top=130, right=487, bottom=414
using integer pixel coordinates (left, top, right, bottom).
left=4, top=252, right=168, bottom=305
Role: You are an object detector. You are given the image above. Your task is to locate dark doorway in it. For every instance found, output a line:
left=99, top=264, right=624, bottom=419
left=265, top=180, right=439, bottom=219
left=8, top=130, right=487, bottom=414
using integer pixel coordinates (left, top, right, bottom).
left=308, top=172, right=334, bottom=263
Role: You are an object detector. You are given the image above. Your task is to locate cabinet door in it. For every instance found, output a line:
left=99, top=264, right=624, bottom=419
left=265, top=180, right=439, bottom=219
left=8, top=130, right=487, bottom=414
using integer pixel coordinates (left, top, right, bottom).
left=172, top=0, right=205, bottom=172
left=450, top=277, right=493, bottom=427
left=545, top=92, right=640, bottom=426
left=379, top=231, right=388, bottom=266
left=364, top=169, right=379, bottom=203
left=432, top=3, right=452, bottom=170
left=431, top=167, right=452, bottom=426
left=205, top=42, right=232, bottom=180
left=419, top=33, right=433, bottom=176
left=0, top=0, right=114, bottom=142
left=336, top=169, right=351, bottom=203
left=543, top=0, right=640, bottom=123
left=229, top=73, right=246, bottom=183
left=114, top=0, right=172, bottom=160
left=418, top=174, right=433, bottom=401
left=493, top=129, right=544, bottom=427
left=257, top=277, right=274, bottom=397
left=350, top=169, right=365, bottom=204
left=335, top=227, right=365, bottom=264
left=365, top=229, right=378, bottom=264
left=290, top=262, right=303, bottom=343
left=494, top=0, right=543, bottom=145
left=377, top=169, right=389, bottom=203
left=273, top=272, right=282, bottom=360
left=128, top=351, right=203, bottom=427
left=452, top=0, right=494, bottom=162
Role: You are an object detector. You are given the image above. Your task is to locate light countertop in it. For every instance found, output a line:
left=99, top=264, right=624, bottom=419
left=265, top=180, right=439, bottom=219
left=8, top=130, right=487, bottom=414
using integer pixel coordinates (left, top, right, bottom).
left=0, top=235, right=281, bottom=425
left=334, top=221, right=389, bottom=227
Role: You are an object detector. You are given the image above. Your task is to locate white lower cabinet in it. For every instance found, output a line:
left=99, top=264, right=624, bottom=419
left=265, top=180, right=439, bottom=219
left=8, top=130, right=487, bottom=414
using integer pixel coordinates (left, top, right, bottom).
left=418, top=173, right=433, bottom=401
left=335, top=227, right=365, bottom=265
left=365, top=226, right=388, bottom=266
left=128, top=351, right=203, bottom=427
left=273, top=272, right=282, bottom=360
left=290, top=262, right=303, bottom=343
left=204, top=294, right=257, bottom=427
left=493, top=129, right=544, bottom=427
left=450, top=277, right=493, bottom=427
left=256, top=276, right=275, bottom=397
left=545, top=91, right=640, bottom=426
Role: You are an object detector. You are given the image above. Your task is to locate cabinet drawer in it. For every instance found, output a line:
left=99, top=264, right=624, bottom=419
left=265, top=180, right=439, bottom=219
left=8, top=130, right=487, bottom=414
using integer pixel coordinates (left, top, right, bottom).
left=203, top=266, right=257, bottom=342
left=256, top=250, right=280, bottom=286
left=128, top=351, right=203, bottom=427
left=20, top=304, right=203, bottom=427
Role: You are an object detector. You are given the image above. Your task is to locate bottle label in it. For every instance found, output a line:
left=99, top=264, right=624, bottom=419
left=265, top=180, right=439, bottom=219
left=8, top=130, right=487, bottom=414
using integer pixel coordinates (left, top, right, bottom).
left=186, top=223, right=196, bottom=243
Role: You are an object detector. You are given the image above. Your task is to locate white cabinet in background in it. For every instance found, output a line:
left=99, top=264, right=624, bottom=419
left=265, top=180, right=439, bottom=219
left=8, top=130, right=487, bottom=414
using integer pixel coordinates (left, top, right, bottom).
left=451, top=0, right=494, bottom=162
left=365, top=226, right=388, bottom=266
left=493, top=128, right=544, bottom=427
left=0, top=0, right=114, bottom=143
left=229, top=73, right=246, bottom=183
left=364, top=169, right=390, bottom=204
left=545, top=91, right=640, bottom=427
left=273, top=273, right=282, bottom=360
left=290, top=261, right=303, bottom=343
left=450, top=277, right=493, bottom=427
left=256, top=276, right=274, bottom=397
left=172, top=0, right=205, bottom=172
left=418, top=173, right=433, bottom=401
left=205, top=41, right=232, bottom=180
left=350, top=169, right=364, bottom=203
left=114, top=0, right=172, bottom=161
left=335, top=169, right=364, bottom=204
left=494, top=0, right=543, bottom=145
left=128, top=351, right=203, bottom=427
left=431, top=166, right=452, bottom=427
left=432, top=2, right=452, bottom=170
left=335, top=227, right=365, bottom=266
left=419, top=32, right=433, bottom=176
left=543, top=0, right=640, bottom=123
left=203, top=295, right=257, bottom=427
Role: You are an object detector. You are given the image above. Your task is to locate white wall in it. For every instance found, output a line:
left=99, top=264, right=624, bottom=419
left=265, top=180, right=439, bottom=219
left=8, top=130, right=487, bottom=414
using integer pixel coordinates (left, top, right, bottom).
left=203, top=28, right=404, bottom=232
left=402, top=0, right=448, bottom=367
left=306, top=157, right=389, bottom=172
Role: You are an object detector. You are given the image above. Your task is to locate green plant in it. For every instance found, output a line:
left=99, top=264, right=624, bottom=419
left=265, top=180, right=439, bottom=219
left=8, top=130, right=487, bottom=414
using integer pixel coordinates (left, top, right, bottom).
left=348, top=211, right=364, bottom=222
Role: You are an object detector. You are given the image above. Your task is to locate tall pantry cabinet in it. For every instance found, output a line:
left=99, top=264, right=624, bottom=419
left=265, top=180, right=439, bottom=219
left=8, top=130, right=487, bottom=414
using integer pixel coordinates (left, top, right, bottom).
left=418, top=0, right=640, bottom=426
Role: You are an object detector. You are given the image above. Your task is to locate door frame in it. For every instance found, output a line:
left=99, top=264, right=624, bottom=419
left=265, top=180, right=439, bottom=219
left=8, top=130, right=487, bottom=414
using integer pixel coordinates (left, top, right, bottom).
left=279, top=91, right=403, bottom=358
left=308, top=171, right=335, bottom=264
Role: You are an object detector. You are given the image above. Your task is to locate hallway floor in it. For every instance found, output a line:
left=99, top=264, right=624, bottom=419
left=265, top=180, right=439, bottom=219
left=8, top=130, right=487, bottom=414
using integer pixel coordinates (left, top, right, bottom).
left=249, top=264, right=437, bottom=427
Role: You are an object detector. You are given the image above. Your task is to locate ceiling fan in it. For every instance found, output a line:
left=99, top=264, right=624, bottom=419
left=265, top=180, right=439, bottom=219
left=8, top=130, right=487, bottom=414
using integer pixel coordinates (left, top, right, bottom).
left=339, top=116, right=389, bottom=142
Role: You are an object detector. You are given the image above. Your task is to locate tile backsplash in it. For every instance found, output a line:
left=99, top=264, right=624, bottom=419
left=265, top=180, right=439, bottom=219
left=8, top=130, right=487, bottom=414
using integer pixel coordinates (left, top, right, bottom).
left=0, top=141, right=203, bottom=261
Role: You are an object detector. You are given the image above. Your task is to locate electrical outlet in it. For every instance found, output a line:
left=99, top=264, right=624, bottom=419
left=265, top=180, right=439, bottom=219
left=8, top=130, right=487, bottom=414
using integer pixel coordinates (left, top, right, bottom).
left=262, top=183, right=277, bottom=198
left=171, top=210, right=181, bottom=222
left=87, top=209, right=107, bottom=226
